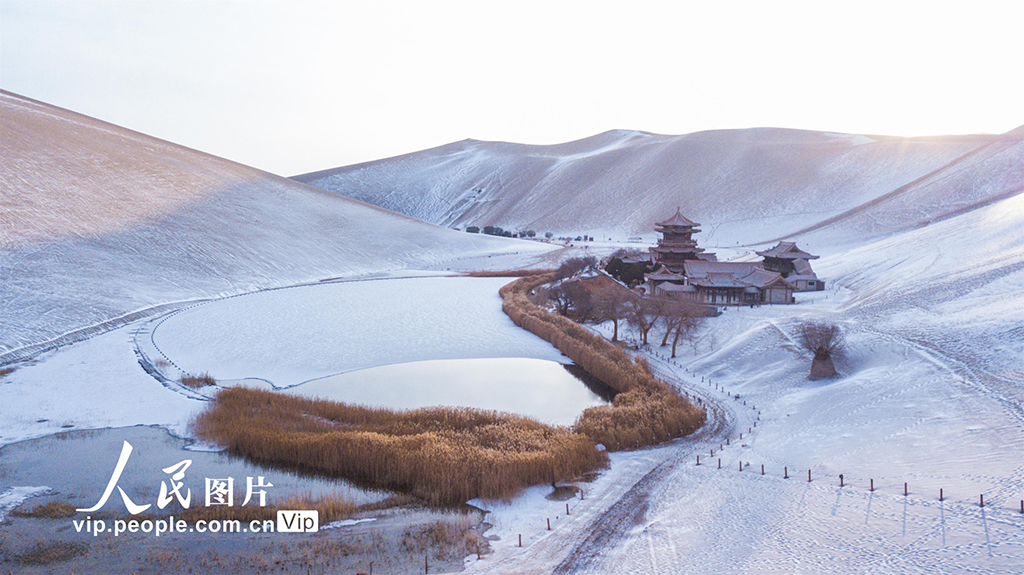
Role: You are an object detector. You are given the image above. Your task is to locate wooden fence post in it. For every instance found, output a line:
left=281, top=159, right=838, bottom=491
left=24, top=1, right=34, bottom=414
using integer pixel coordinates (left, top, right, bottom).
left=784, top=467, right=788, bottom=479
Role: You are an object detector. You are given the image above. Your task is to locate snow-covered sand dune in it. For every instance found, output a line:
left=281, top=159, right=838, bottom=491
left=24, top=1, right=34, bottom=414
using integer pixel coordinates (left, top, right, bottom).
left=460, top=178, right=1024, bottom=574
left=0, top=90, right=552, bottom=354
left=2, top=91, right=1021, bottom=573
left=296, top=127, right=1023, bottom=249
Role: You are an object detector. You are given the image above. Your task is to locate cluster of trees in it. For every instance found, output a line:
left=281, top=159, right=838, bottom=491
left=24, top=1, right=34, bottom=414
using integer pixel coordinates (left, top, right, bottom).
left=462, top=227, right=587, bottom=242
left=538, top=258, right=704, bottom=359
left=464, top=226, right=539, bottom=238
left=501, top=274, right=705, bottom=450
left=604, top=250, right=652, bottom=287
left=554, top=256, right=598, bottom=279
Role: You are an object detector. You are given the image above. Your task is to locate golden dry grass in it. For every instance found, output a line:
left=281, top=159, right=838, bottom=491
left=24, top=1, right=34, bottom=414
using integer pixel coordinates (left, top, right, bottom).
left=180, top=372, right=216, bottom=388
left=192, top=389, right=607, bottom=506
left=11, top=501, right=77, bottom=519
left=499, top=273, right=706, bottom=449
left=189, top=269, right=699, bottom=505
left=14, top=541, right=88, bottom=566
left=465, top=269, right=556, bottom=277
left=178, top=493, right=358, bottom=524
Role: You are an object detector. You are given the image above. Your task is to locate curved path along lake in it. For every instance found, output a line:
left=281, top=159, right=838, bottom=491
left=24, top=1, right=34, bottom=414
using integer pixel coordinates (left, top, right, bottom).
left=284, top=358, right=614, bottom=427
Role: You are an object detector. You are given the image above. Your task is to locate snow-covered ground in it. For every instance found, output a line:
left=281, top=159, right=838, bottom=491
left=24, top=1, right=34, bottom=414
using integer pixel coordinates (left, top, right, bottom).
left=3, top=91, right=1021, bottom=573
left=0, top=276, right=566, bottom=446
left=3, top=191, right=1021, bottom=572
left=0, top=324, right=203, bottom=445
left=461, top=193, right=1024, bottom=574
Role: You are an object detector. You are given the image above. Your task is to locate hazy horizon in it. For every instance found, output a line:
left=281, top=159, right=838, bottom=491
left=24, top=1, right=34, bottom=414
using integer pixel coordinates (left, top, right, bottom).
left=2, top=0, right=1021, bottom=176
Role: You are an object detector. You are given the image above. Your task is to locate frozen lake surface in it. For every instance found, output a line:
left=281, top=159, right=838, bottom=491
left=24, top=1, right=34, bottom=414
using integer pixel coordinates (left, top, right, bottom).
left=284, top=358, right=614, bottom=427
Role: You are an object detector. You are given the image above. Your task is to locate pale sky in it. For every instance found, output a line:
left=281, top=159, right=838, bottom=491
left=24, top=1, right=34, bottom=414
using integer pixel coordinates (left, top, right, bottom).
left=2, top=0, right=1021, bottom=176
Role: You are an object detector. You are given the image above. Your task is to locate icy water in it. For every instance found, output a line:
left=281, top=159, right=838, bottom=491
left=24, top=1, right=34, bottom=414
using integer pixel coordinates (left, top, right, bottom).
left=284, top=358, right=614, bottom=426
left=0, top=426, right=389, bottom=517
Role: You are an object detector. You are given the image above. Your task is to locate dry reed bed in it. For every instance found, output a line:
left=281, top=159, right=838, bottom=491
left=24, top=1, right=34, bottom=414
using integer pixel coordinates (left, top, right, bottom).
left=465, top=269, right=556, bottom=278
left=177, top=493, right=360, bottom=524
left=192, top=389, right=607, bottom=506
left=180, top=372, right=216, bottom=388
left=499, top=273, right=706, bottom=449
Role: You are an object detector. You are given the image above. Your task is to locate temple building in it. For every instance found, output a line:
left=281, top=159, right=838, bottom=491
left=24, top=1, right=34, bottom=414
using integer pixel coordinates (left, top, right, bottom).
left=648, top=209, right=709, bottom=272
left=646, top=208, right=799, bottom=305
left=756, top=241, right=824, bottom=291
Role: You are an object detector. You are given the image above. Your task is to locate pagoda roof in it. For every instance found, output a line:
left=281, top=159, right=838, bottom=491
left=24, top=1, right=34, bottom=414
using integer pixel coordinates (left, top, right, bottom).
left=655, top=208, right=700, bottom=228
left=651, top=243, right=704, bottom=253
left=646, top=266, right=685, bottom=281
left=683, top=261, right=762, bottom=279
left=683, top=261, right=794, bottom=290
left=791, top=258, right=818, bottom=278
left=756, top=241, right=818, bottom=260
left=657, top=282, right=697, bottom=293
left=741, top=268, right=792, bottom=288
left=693, top=272, right=751, bottom=288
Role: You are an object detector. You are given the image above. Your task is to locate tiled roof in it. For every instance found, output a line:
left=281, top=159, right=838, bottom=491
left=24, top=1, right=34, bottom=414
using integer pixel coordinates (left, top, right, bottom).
left=683, top=261, right=762, bottom=279
left=693, top=273, right=751, bottom=288
left=792, top=258, right=817, bottom=277
left=647, top=266, right=685, bottom=281
left=756, top=241, right=818, bottom=260
left=683, top=261, right=794, bottom=290
left=655, top=208, right=700, bottom=228
left=739, top=268, right=791, bottom=288
left=657, top=282, right=696, bottom=292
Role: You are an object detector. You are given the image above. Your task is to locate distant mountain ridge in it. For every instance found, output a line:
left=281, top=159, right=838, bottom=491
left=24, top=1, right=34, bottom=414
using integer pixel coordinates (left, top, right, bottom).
left=295, top=126, right=1023, bottom=249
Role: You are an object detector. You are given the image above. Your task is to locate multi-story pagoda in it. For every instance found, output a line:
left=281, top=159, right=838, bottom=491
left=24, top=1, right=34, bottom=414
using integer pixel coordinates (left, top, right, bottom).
left=649, top=208, right=705, bottom=273
left=643, top=207, right=801, bottom=305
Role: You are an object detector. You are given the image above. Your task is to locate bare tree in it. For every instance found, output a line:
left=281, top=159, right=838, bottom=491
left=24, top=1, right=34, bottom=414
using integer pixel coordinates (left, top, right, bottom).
left=659, top=298, right=702, bottom=358
left=555, top=256, right=598, bottom=280
left=593, top=287, right=634, bottom=342
left=799, top=321, right=845, bottom=379
left=544, top=284, right=572, bottom=316
left=627, top=296, right=669, bottom=345
left=564, top=282, right=596, bottom=322
left=545, top=281, right=596, bottom=321
left=609, top=248, right=645, bottom=260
